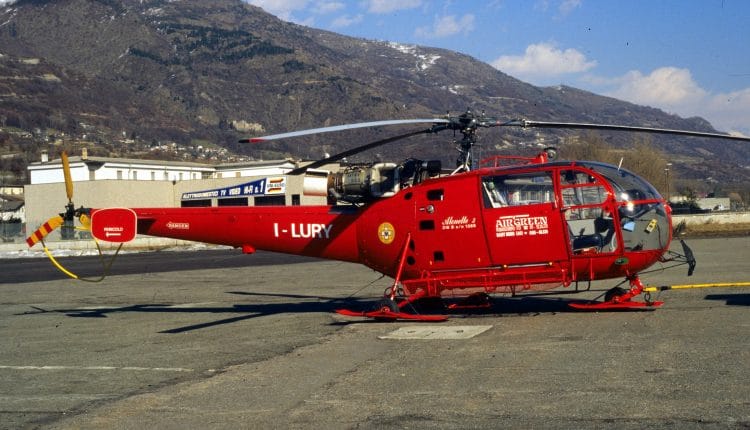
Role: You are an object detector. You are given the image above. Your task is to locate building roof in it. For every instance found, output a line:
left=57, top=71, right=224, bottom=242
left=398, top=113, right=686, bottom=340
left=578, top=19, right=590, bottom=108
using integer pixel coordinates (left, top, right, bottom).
left=0, top=200, right=24, bottom=211
left=215, top=159, right=296, bottom=170
left=29, top=156, right=214, bottom=169
left=0, top=194, right=23, bottom=202
left=28, top=156, right=297, bottom=171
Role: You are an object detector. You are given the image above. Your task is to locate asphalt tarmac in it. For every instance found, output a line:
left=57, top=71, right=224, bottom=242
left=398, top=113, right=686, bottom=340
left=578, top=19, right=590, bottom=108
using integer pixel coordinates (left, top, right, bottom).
left=1, top=236, right=748, bottom=429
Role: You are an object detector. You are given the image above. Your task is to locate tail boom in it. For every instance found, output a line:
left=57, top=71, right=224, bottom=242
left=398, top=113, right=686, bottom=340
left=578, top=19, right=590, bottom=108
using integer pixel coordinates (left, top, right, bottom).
left=124, top=206, right=362, bottom=263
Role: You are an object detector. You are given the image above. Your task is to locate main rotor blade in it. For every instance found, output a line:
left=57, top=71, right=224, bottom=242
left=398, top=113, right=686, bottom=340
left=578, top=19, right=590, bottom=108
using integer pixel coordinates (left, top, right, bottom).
left=500, top=119, right=750, bottom=142
left=241, top=119, right=449, bottom=143
left=61, top=151, right=74, bottom=202
left=288, top=128, right=434, bottom=175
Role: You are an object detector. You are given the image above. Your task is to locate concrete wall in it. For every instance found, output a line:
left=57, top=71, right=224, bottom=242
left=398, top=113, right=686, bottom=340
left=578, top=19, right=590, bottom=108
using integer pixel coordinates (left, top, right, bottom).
left=24, top=180, right=180, bottom=234
left=673, top=212, right=750, bottom=225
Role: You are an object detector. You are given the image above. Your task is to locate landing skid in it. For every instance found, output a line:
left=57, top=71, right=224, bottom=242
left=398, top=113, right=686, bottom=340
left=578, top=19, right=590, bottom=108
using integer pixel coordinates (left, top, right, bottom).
left=335, top=292, right=448, bottom=322
left=335, top=292, right=494, bottom=322
left=335, top=308, right=448, bottom=322
left=336, top=234, right=449, bottom=322
left=569, top=275, right=663, bottom=311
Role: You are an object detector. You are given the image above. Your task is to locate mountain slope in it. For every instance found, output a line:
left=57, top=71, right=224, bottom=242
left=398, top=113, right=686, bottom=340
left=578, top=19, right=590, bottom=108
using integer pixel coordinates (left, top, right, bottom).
left=0, top=0, right=747, bottom=184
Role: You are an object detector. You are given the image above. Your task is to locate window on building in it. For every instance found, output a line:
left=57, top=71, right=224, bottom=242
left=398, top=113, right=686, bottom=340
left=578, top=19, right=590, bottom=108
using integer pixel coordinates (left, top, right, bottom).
left=218, top=197, right=249, bottom=206
left=117, top=170, right=123, bottom=180
left=254, top=195, right=286, bottom=206
left=181, top=199, right=211, bottom=207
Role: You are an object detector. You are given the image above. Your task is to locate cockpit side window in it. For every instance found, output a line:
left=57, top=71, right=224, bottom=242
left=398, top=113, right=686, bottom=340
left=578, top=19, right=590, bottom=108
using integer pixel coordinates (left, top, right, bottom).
left=482, top=172, right=554, bottom=209
left=559, top=168, right=617, bottom=254
left=559, top=169, right=609, bottom=218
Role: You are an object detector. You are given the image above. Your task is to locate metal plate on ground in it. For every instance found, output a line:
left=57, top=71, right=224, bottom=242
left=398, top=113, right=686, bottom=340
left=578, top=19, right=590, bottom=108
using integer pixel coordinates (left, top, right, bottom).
left=378, top=325, right=492, bottom=340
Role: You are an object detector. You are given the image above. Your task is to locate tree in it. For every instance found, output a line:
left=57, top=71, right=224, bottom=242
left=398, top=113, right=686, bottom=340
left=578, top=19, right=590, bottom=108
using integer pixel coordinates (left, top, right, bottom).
left=728, top=192, right=744, bottom=210
left=562, top=132, right=671, bottom=196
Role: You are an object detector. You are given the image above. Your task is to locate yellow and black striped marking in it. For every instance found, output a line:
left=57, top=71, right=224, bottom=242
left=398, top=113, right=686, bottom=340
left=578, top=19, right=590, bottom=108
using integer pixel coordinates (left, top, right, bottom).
left=26, top=216, right=64, bottom=247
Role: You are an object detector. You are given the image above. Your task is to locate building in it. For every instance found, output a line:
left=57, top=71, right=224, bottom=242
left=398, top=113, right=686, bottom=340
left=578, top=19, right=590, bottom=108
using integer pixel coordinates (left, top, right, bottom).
left=0, top=195, right=24, bottom=241
left=25, top=154, right=332, bottom=239
left=30, top=154, right=217, bottom=184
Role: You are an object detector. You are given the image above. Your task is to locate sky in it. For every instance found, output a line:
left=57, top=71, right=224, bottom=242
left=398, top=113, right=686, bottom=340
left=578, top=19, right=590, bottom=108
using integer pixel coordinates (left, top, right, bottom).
left=244, top=0, right=750, bottom=137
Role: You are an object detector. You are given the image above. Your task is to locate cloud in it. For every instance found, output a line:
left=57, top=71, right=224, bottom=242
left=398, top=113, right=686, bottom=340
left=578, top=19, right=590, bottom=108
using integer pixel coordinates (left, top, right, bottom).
left=702, top=88, right=750, bottom=135
left=605, top=67, right=707, bottom=109
left=489, top=43, right=750, bottom=135
left=491, top=42, right=596, bottom=82
left=244, top=0, right=310, bottom=21
left=558, top=0, right=581, bottom=16
left=311, top=1, right=345, bottom=14
left=330, top=13, right=363, bottom=28
left=597, top=67, right=750, bottom=135
left=414, top=14, right=475, bottom=39
left=0, top=0, right=18, bottom=5
left=363, top=0, right=422, bottom=14
left=244, top=0, right=342, bottom=24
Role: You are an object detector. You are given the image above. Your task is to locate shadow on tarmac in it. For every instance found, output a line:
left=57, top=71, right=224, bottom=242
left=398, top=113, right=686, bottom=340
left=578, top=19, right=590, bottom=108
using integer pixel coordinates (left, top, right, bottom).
left=705, top=293, right=750, bottom=306
left=3, top=249, right=321, bottom=284
left=16, top=288, right=745, bottom=334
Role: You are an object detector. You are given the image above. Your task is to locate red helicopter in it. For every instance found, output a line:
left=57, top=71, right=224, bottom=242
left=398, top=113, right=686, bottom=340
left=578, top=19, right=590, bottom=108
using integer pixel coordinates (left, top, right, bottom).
left=26, top=111, right=750, bottom=321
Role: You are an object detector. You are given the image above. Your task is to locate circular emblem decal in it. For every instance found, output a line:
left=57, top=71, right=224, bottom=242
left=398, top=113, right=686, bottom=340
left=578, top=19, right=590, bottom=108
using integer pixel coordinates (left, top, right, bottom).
left=377, top=222, right=396, bottom=245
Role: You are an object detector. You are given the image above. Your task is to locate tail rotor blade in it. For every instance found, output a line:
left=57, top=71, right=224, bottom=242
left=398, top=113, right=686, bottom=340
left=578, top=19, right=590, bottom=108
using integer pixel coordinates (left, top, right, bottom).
left=26, top=215, right=64, bottom=248
left=61, top=151, right=73, bottom=202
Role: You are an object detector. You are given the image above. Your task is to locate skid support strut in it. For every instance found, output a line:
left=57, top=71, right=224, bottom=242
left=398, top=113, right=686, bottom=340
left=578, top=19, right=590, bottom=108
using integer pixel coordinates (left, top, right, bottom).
left=336, top=233, right=447, bottom=321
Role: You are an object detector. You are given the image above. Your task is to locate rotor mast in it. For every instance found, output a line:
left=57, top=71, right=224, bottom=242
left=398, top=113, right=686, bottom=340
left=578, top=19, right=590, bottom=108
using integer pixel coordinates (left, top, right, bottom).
left=435, top=109, right=502, bottom=172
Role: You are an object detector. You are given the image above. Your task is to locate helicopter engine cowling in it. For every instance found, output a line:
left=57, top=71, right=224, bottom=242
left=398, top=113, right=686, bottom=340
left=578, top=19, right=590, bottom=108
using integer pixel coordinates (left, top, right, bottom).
left=330, top=162, right=400, bottom=202
left=325, top=159, right=442, bottom=203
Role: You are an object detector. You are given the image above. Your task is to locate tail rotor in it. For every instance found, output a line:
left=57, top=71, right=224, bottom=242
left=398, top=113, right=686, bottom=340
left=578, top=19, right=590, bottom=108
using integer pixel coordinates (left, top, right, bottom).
left=25, top=151, right=115, bottom=281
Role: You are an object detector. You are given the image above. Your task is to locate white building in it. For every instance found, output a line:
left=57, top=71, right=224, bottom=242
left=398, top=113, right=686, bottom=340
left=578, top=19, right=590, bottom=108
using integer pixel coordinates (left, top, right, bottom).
left=29, top=155, right=217, bottom=184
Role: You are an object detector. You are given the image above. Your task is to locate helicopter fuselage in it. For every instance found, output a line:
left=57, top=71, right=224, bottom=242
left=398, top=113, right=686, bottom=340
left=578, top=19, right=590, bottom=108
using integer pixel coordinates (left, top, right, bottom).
left=119, top=159, right=671, bottom=299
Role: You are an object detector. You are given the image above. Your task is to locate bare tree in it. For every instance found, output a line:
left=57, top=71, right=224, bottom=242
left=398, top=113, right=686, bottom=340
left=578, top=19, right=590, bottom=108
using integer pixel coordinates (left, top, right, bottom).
left=562, top=132, right=671, bottom=195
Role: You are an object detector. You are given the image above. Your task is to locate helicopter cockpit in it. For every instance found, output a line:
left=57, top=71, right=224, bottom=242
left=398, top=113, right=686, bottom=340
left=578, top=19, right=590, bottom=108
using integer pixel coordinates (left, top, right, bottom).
left=481, top=161, right=670, bottom=255
left=575, top=162, right=670, bottom=253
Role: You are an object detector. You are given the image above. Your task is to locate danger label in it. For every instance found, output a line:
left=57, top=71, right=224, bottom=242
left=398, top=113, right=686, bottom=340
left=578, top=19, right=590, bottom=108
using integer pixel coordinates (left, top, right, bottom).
left=495, top=214, right=549, bottom=238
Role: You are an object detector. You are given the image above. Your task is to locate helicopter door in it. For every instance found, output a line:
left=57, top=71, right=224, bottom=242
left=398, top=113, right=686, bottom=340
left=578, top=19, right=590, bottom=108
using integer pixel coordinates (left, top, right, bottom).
left=559, top=169, right=617, bottom=254
left=480, top=172, right=568, bottom=266
left=411, top=175, right=489, bottom=270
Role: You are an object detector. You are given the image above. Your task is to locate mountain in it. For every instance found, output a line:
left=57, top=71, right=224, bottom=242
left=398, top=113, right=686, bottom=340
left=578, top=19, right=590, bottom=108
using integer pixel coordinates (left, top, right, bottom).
left=0, top=0, right=748, bottom=186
